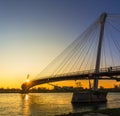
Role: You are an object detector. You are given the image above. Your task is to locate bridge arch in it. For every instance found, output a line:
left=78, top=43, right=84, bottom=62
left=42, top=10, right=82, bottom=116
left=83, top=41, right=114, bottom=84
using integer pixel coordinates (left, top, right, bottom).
left=21, top=66, right=120, bottom=92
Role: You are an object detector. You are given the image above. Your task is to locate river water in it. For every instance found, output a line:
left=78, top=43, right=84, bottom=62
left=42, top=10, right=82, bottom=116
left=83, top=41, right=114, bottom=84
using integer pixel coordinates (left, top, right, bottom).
left=0, top=92, right=120, bottom=116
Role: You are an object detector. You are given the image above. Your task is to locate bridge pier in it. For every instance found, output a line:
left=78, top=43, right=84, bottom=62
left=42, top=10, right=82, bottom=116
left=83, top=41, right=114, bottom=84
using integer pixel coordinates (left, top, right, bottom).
left=71, top=90, right=107, bottom=103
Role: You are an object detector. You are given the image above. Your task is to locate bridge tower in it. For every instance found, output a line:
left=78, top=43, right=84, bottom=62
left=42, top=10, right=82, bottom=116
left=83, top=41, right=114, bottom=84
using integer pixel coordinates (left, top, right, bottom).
left=94, top=13, right=107, bottom=90
left=72, top=13, right=108, bottom=103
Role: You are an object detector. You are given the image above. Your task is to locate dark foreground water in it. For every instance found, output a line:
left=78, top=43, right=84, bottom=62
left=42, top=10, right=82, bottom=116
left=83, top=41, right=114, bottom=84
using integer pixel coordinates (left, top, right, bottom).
left=0, top=92, right=120, bottom=116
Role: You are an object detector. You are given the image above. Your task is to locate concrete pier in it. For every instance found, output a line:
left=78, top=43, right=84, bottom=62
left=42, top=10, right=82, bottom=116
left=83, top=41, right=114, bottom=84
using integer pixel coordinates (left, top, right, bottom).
left=71, top=91, right=107, bottom=103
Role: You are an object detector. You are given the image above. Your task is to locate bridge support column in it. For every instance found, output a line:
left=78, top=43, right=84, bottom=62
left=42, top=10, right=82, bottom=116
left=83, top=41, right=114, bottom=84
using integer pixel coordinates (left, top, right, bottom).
left=72, top=90, right=107, bottom=103
left=93, top=13, right=107, bottom=90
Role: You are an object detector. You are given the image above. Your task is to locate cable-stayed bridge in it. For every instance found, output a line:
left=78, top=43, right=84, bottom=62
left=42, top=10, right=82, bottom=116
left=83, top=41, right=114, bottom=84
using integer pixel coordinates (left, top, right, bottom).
left=21, top=13, right=120, bottom=92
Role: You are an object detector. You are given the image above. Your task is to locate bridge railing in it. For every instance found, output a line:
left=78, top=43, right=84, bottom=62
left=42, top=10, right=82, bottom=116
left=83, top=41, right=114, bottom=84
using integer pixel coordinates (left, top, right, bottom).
left=32, top=66, right=120, bottom=81
left=52, top=66, right=120, bottom=78
left=81, top=66, right=120, bottom=75
left=101, top=66, right=120, bottom=72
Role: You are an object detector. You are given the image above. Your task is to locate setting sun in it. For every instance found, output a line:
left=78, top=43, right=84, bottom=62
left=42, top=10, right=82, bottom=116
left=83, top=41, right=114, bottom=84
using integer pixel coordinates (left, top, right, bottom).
left=26, top=79, right=30, bottom=83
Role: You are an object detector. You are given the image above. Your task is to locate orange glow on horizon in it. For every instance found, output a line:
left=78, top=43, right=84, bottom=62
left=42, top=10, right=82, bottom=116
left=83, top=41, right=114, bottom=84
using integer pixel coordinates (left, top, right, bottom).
left=31, top=80, right=120, bottom=90
left=0, top=74, right=120, bottom=89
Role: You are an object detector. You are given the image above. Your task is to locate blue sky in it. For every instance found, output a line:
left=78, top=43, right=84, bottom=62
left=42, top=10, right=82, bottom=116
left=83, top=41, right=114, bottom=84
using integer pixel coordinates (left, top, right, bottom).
left=0, top=0, right=120, bottom=88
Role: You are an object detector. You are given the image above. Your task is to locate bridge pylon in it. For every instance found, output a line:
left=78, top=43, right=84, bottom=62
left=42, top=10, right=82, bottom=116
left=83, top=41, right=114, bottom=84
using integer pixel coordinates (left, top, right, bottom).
left=94, top=13, right=107, bottom=90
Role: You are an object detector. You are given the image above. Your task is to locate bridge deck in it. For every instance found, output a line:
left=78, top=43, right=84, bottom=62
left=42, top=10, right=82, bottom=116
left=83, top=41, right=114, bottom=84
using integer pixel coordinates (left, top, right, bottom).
left=21, top=66, right=120, bottom=91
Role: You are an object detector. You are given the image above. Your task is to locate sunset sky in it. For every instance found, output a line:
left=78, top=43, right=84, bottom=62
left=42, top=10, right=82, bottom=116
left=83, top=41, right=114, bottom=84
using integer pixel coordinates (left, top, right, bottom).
left=0, top=0, right=120, bottom=89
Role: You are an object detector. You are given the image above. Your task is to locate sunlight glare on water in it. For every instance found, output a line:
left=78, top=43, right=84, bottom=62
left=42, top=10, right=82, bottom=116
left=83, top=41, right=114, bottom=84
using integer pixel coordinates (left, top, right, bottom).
left=0, top=93, right=120, bottom=116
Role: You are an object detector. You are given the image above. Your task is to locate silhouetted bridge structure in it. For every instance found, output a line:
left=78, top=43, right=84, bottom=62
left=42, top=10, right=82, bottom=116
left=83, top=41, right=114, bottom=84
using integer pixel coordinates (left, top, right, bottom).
left=22, top=66, right=120, bottom=91
left=21, top=13, right=120, bottom=92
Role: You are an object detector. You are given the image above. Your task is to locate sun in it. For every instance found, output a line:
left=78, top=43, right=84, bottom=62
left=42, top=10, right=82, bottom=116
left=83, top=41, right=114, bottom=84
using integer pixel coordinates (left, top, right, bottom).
left=26, top=79, right=30, bottom=83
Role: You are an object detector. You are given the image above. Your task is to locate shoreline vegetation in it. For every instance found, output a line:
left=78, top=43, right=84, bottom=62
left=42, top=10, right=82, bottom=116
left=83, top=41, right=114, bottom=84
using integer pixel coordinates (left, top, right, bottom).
left=0, top=86, right=120, bottom=93
left=56, top=108, right=120, bottom=116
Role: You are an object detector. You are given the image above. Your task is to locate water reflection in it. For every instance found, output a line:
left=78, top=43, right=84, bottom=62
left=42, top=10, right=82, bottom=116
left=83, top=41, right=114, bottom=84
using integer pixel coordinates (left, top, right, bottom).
left=107, top=92, right=120, bottom=108
left=21, top=93, right=73, bottom=116
left=20, top=93, right=120, bottom=116
left=21, top=94, right=30, bottom=116
left=0, top=93, right=120, bottom=116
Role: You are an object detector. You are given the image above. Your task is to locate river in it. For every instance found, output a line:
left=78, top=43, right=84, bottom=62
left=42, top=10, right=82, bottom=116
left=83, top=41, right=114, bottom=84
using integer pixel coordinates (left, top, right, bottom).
left=0, top=92, right=120, bottom=116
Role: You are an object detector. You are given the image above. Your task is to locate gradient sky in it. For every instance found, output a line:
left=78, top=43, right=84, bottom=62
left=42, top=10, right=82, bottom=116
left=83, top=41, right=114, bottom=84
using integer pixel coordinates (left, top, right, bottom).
left=1, top=0, right=120, bottom=88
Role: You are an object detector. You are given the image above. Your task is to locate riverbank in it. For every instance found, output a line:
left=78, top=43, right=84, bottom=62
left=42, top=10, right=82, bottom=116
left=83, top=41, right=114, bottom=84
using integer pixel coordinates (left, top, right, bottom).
left=0, top=87, right=120, bottom=93
left=56, top=108, right=120, bottom=116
